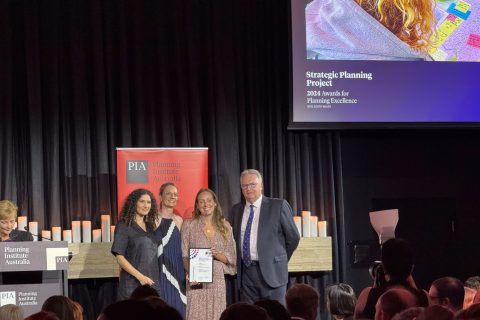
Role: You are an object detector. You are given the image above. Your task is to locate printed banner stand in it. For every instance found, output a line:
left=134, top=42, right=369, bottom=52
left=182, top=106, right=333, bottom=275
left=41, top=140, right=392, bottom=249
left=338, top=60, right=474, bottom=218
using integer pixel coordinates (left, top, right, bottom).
left=0, top=242, right=69, bottom=316
left=116, top=148, right=208, bottom=219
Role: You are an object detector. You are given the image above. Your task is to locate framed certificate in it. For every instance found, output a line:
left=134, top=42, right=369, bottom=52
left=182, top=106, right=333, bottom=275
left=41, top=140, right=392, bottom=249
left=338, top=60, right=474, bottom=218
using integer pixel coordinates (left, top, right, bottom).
left=189, top=248, right=213, bottom=283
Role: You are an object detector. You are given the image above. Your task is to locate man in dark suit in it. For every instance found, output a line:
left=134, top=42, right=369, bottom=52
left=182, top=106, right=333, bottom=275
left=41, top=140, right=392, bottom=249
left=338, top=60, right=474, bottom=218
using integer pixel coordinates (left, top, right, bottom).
left=230, top=169, right=300, bottom=304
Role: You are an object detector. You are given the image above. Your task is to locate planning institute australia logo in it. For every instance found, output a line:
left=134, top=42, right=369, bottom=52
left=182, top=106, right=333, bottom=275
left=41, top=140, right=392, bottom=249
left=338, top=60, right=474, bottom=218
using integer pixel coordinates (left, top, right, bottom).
left=0, top=291, right=16, bottom=306
left=126, top=160, right=149, bottom=184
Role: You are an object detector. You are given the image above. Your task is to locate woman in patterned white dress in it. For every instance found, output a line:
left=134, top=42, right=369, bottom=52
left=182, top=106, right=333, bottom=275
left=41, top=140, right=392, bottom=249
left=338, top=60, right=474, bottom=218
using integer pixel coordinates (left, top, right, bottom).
left=181, top=188, right=236, bottom=320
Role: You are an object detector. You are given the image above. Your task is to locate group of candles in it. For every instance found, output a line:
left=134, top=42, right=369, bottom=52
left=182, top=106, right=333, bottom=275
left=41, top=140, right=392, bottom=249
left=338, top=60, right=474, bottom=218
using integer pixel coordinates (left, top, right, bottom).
left=293, top=211, right=327, bottom=237
left=16, top=215, right=115, bottom=243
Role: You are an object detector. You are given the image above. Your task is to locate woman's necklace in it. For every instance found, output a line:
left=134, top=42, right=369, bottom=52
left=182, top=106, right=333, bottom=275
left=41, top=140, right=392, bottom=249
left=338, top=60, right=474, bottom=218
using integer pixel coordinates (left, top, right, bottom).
left=203, top=223, right=216, bottom=239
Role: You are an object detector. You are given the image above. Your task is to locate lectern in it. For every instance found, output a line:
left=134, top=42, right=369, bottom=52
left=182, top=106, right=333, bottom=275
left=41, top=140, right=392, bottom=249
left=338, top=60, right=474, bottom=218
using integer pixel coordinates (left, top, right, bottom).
left=0, top=241, right=69, bottom=316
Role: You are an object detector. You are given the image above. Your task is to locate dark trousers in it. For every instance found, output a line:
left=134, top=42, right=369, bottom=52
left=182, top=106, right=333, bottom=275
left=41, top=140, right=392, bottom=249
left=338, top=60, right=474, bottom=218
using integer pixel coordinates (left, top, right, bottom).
left=239, top=261, right=286, bottom=305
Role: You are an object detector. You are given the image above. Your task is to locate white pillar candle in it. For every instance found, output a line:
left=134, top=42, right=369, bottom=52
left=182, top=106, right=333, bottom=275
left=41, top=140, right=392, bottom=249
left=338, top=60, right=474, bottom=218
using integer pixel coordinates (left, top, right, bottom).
left=310, top=216, right=318, bottom=237
left=41, top=230, right=51, bottom=241
left=82, top=221, right=91, bottom=243
left=71, top=221, right=81, bottom=243
left=17, top=216, right=28, bottom=232
left=52, top=227, right=62, bottom=241
left=101, top=215, right=111, bottom=242
left=301, top=211, right=311, bottom=237
left=110, top=225, right=116, bottom=242
left=318, top=220, right=327, bottom=237
left=293, top=216, right=302, bottom=237
left=63, top=230, right=72, bottom=243
left=29, top=221, right=38, bottom=241
left=92, top=229, right=102, bottom=243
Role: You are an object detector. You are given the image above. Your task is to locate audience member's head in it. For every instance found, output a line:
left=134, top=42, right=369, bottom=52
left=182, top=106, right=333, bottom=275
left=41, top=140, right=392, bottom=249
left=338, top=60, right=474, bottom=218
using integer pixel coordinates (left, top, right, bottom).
left=456, top=303, right=480, bottom=320
left=375, top=288, right=417, bottom=320
left=254, top=299, right=290, bottom=320
left=474, top=291, right=480, bottom=305
left=25, top=311, right=60, bottom=320
left=465, top=277, right=480, bottom=290
left=0, top=304, right=24, bottom=320
left=220, top=303, right=271, bottom=320
left=143, top=296, right=183, bottom=320
left=42, top=295, right=75, bottom=320
left=71, top=300, right=83, bottom=320
left=391, top=307, right=424, bottom=320
left=416, top=305, right=454, bottom=320
left=326, top=283, right=357, bottom=319
left=464, top=287, right=477, bottom=310
left=98, top=299, right=157, bottom=320
left=286, top=283, right=320, bottom=320
left=464, top=277, right=480, bottom=310
left=381, top=238, right=413, bottom=282
left=429, top=277, right=465, bottom=312
left=130, top=284, right=160, bottom=300
left=142, top=296, right=169, bottom=309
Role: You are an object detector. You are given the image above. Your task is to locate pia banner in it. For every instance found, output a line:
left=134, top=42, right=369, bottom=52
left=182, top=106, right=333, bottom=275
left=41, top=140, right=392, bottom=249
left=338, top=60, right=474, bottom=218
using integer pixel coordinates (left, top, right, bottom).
left=116, top=148, right=208, bottom=219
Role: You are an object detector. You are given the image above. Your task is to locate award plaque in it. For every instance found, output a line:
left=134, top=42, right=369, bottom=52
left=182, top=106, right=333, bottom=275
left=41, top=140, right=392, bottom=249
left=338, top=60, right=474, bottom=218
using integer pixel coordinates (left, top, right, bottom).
left=189, top=248, right=213, bottom=283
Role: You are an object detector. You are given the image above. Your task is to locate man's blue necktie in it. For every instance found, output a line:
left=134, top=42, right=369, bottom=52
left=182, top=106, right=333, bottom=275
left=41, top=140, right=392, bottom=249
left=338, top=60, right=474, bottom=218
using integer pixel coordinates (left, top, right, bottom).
left=243, top=204, right=255, bottom=267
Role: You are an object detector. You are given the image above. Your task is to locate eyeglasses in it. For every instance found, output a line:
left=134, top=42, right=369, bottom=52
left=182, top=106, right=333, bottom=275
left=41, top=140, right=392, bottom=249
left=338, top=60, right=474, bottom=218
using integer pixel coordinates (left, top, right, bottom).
left=164, top=192, right=178, bottom=198
left=240, top=183, right=258, bottom=190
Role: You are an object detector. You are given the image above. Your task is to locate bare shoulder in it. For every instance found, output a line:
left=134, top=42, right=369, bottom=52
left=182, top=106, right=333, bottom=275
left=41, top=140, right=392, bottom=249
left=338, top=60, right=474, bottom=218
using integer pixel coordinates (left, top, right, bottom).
left=172, top=214, right=183, bottom=229
left=354, top=286, right=373, bottom=318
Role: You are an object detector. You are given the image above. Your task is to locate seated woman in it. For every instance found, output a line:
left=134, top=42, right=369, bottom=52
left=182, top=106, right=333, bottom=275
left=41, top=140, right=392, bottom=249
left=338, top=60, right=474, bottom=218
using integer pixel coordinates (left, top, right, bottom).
left=326, top=283, right=357, bottom=320
left=41, top=295, right=75, bottom=320
left=306, top=0, right=435, bottom=60
left=354, top=239, right=428, bottom=319
left=0, top=304, right=24, bottom=320
left=0, top=200, right=33, bottom=242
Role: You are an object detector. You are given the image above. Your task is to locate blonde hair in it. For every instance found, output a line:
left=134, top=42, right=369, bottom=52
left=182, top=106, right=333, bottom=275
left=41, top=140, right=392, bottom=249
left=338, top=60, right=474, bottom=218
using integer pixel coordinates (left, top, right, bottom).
left=0, top=200, right=18, bottom=220
left=356, top=0, right=435, bottom=52
left=0, top=304, right=24, bottom=320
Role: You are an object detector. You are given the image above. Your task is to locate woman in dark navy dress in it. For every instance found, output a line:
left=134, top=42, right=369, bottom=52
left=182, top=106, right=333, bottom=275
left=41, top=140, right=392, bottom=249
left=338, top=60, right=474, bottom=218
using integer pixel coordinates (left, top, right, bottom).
left=154, top=182, right=186, bottom=318
left=112, top=189, right=159, bottom=301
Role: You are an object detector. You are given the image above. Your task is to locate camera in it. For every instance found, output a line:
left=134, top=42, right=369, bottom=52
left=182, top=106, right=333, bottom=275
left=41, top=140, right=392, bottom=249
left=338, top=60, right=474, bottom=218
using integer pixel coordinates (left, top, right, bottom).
left=369, top=261, right=386, bottom=288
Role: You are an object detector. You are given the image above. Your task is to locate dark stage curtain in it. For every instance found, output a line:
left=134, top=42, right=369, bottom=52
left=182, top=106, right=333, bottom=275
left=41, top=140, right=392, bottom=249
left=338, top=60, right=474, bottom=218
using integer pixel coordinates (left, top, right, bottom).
left=0, top=0, right=347, bottom=318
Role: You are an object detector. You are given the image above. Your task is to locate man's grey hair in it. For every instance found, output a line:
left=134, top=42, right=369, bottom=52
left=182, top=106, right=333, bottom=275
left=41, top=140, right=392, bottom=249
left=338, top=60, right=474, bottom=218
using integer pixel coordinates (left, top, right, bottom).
left=240, top=169, right=263, bottom=184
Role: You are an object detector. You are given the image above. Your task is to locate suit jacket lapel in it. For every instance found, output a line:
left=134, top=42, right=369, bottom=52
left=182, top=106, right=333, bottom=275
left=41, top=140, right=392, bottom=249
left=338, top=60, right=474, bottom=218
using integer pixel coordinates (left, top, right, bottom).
left=257, top=196, right=270, bottom=249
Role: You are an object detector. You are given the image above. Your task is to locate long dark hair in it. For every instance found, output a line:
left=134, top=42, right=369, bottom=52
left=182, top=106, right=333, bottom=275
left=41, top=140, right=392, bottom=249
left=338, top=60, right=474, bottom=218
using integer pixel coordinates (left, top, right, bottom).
left=41, top=295, right=74, bottom=320
left=193, top=188, right=228, bottom=241
left=119, top=188, right=158, bottom=229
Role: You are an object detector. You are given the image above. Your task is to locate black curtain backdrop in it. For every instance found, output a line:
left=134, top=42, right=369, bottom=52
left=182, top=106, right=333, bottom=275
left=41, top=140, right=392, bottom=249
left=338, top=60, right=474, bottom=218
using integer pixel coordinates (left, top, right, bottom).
left=0, top=0, right=345, bottom=319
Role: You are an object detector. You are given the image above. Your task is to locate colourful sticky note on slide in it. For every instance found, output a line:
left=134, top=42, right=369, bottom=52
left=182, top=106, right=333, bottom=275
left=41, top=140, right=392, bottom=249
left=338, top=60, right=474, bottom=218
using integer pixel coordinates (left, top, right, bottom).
left=447, top=14, right=457, bottom=21
left=455, top=1, right=471, bottom=13
left=428, top=16, right=463, bottom=53
left=430, top=48, right=449, bottom=61
left=467, top=34, right=480, bottom=48
left=447, top=3, right=471, bottom=20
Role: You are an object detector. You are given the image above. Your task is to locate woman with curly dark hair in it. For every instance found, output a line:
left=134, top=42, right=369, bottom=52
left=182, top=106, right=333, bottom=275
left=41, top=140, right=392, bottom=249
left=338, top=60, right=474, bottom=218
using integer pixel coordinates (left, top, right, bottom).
left=112, top=188, right=160, bottom=300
